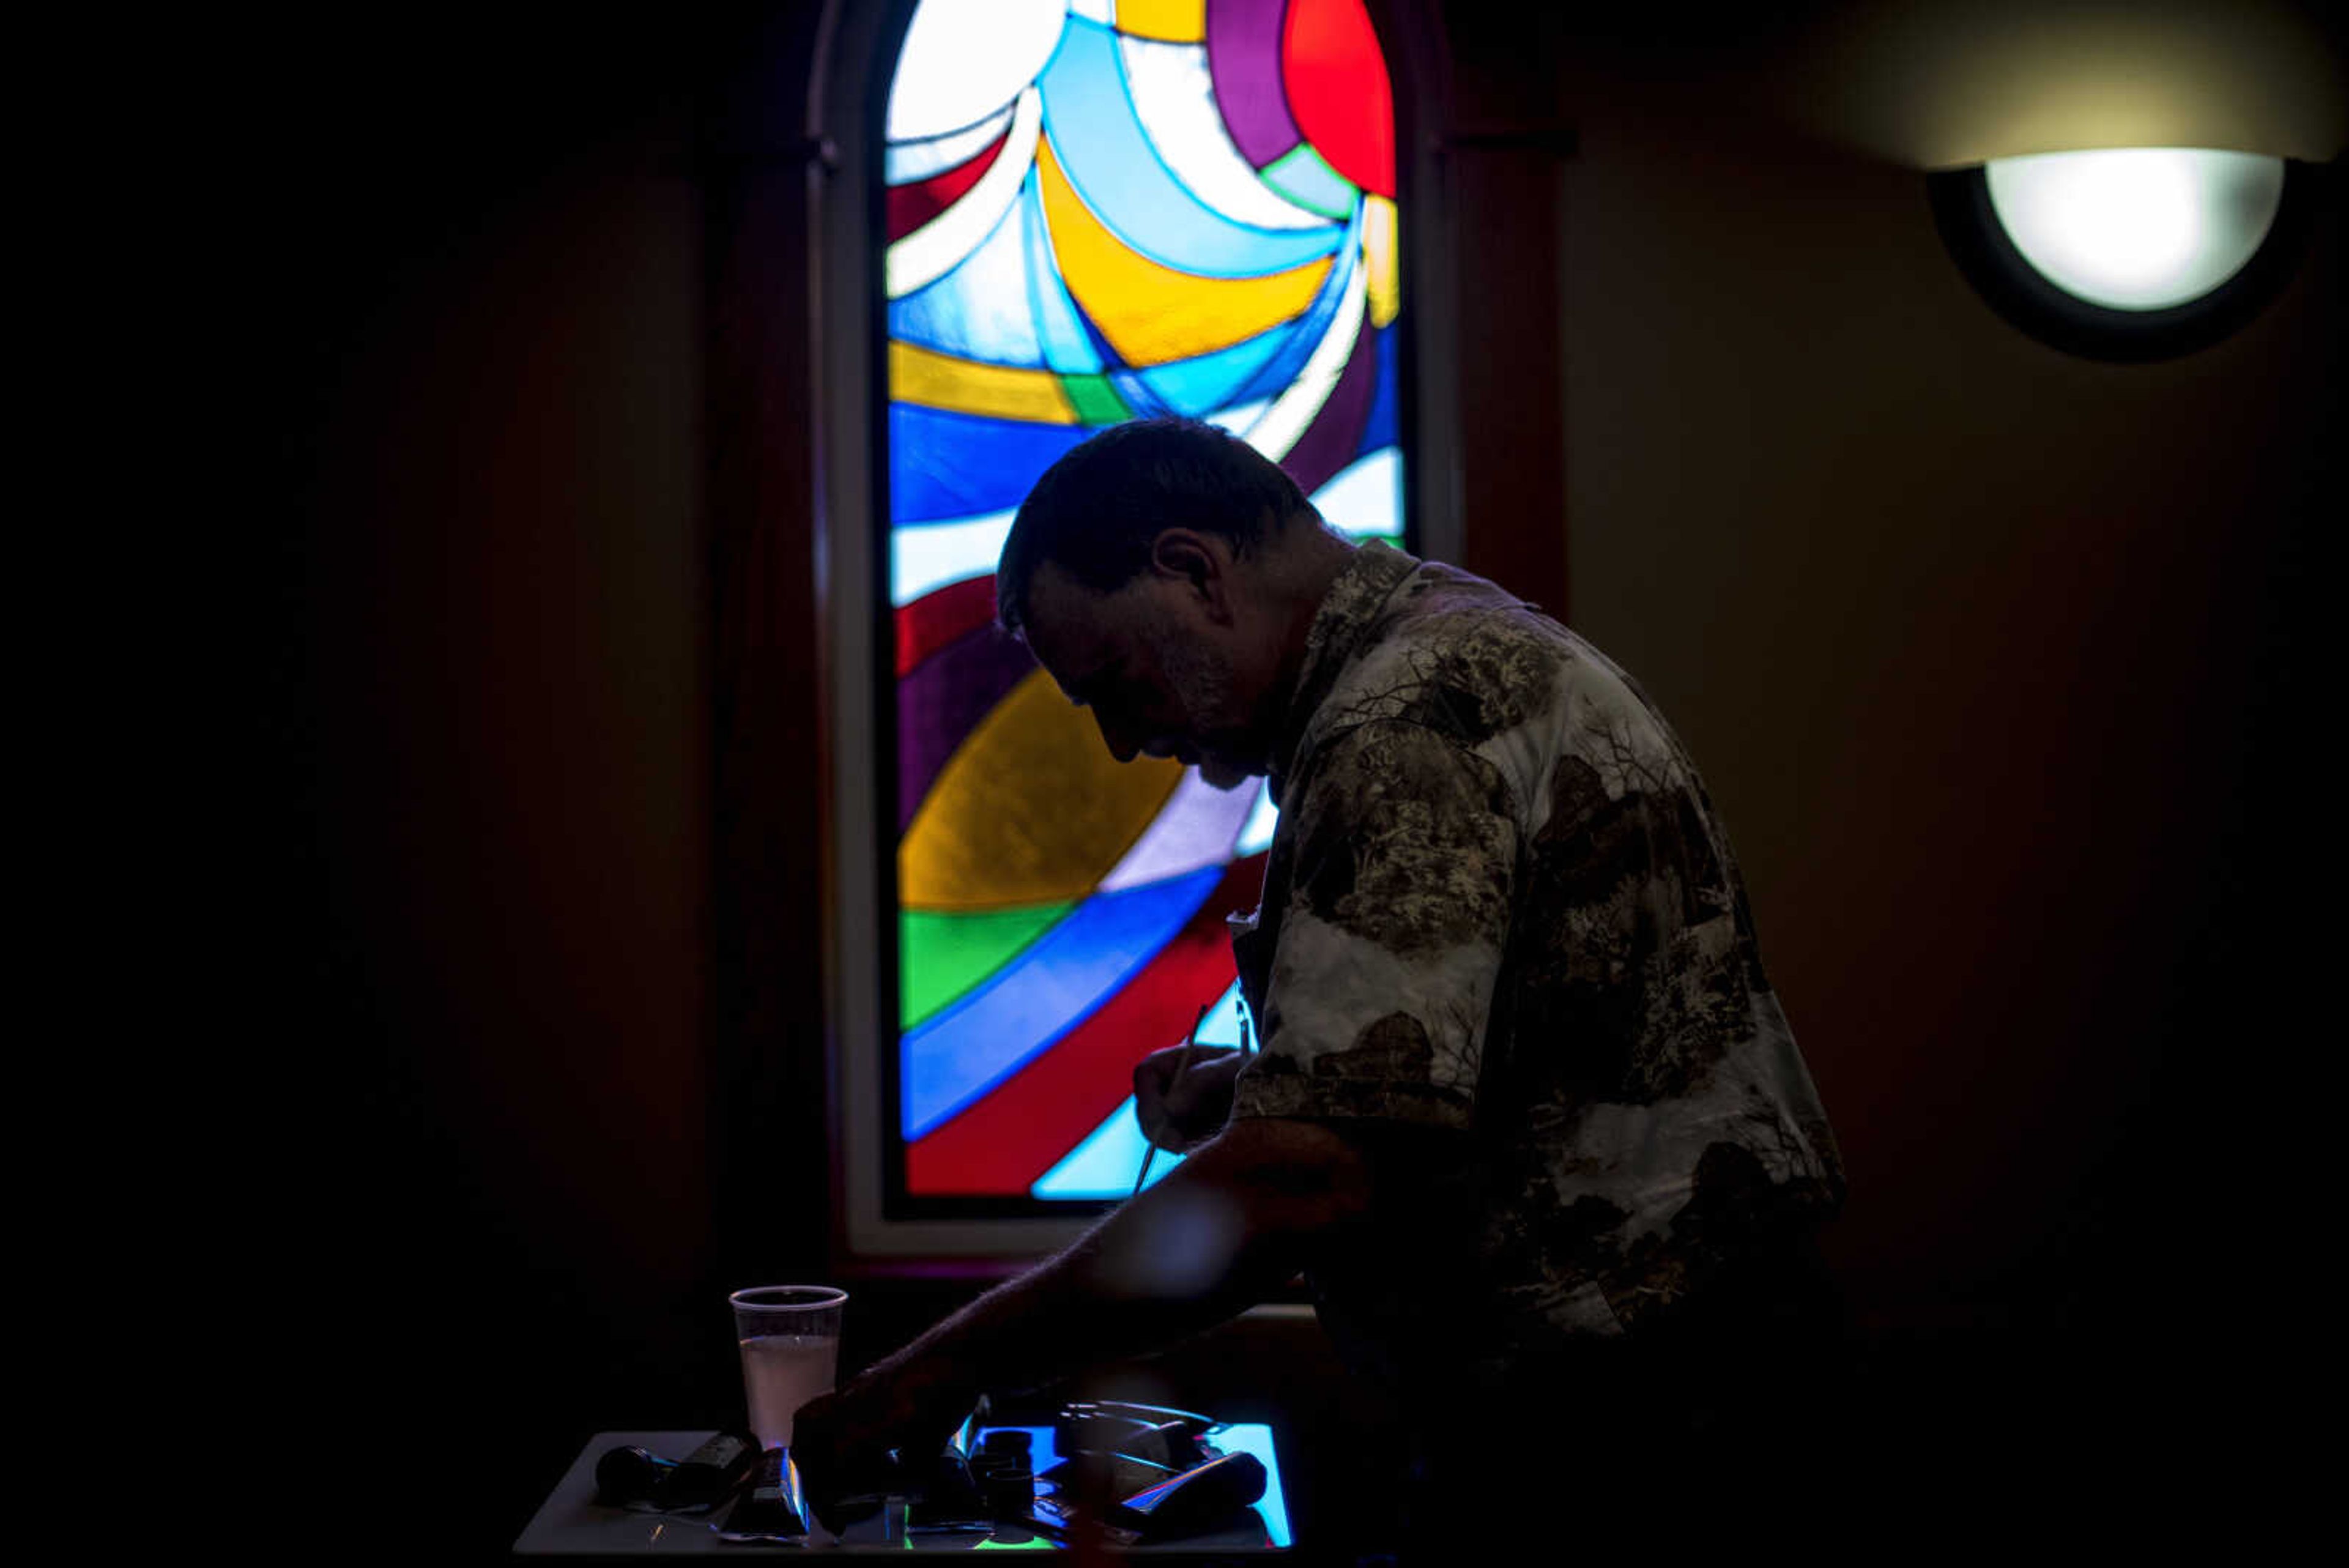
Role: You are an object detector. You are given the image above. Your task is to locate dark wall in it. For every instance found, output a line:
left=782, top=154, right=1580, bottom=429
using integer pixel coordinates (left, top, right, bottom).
left=270, top=2, right=2337, bottom=1551
left=273, top=7, right=755, bottom=1551
left=1548, top=30, right=2340, bottom=1490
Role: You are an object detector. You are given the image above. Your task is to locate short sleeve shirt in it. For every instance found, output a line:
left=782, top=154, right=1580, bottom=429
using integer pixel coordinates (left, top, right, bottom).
left=1226, top=541, right=1846, bottom=1395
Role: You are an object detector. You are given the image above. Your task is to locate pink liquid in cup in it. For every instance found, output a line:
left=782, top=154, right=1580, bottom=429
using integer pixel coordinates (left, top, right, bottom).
left=728, top=1285, right=847, bottom=1452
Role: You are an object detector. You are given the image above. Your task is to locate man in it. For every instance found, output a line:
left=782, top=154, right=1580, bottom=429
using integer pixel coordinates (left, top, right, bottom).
left=794, top=417, right=1847, bottom=1556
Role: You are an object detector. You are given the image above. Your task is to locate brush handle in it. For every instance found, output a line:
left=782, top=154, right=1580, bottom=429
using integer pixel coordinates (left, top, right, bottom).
left=1130, top=1003, right=1214, bottom=1197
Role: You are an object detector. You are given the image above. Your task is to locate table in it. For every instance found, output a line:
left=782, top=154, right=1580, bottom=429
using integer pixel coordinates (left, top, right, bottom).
left=514, top=1423, right=1293, bottom=1557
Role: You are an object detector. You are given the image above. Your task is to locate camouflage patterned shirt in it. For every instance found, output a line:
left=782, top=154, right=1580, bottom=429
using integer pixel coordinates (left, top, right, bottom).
left=1226, top=540, right=1846, bottom=1399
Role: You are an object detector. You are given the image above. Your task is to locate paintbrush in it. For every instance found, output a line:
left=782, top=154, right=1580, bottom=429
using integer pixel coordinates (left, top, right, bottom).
left=1131, top=1003, right=1214, bottom=1200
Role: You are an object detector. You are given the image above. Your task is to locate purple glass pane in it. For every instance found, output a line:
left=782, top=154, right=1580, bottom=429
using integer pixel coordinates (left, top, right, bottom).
left=1208, top=0, right=1302, bottom=170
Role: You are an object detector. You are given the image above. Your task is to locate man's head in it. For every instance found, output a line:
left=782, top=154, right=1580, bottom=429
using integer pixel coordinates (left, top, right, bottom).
left=996, top=417, right=1350, bottom=789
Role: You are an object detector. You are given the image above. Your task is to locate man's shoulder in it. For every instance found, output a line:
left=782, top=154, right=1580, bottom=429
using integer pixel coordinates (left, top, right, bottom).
left=1313, top=567, right=1584, bottom=752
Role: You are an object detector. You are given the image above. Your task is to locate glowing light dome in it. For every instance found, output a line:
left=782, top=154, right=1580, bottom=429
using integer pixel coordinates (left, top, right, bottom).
left=1983, top=147, right=2287, bottom=311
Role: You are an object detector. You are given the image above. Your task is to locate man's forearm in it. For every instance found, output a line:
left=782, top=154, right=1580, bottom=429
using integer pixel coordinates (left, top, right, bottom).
left=879, top=1119, right=1365, bottom=1403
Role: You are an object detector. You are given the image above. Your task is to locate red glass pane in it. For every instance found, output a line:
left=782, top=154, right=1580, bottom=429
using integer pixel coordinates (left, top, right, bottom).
left=1282, top=0, right=1395, bottom=199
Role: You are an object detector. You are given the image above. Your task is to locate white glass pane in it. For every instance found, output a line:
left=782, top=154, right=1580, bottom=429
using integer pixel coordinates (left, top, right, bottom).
left=892, top=510, right=1015, bottom=605
left=887, top=0, right=1067, bottom=143
left=1118, top=36, right=1335, bottom=231
left=1311, top=446, right=1401, bottom=538
left=1234, top=779, right=1279, bottom=858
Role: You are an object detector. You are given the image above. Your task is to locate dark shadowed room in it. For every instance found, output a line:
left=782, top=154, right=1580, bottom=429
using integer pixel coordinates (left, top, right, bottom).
left=265, top=1, right=2341, bottom=1559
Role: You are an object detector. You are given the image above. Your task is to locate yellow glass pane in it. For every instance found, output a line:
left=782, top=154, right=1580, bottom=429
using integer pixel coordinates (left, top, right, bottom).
left=1364, top=195, right=1401, bottom=329
left=1115, top=0, right=1206, bottom=43
left=1037, top=136, right=1334, bottom=368
left=902, top=666, right=1184, bottom=910
left=891, top=341, right=1078, bottom=424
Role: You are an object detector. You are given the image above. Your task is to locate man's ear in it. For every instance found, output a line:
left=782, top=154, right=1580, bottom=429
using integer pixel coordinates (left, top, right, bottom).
left=1148, top=530, right=1234, bottom=622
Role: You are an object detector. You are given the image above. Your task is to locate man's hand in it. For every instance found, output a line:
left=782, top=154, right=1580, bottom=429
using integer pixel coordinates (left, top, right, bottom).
left=1133, top=1044, right=1246, bottom=1153
left=790, top=1351, right=977, bottom=1536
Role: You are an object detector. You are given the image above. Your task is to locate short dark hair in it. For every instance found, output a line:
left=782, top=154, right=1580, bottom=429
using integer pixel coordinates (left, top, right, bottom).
left=996, top=416, right=1314, bottom=636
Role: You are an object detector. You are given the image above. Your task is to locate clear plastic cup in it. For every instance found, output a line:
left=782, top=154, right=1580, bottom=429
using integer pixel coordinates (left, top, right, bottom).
left=729, top=1285, right=847, bottom=1452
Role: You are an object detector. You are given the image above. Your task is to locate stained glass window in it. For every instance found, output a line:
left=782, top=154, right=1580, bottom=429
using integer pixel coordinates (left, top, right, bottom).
left=883, top=0, right=1408, bottom=1208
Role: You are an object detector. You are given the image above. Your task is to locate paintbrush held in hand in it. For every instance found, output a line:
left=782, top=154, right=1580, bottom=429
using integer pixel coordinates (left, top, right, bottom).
left=1132, top=1004, right=1212, bottom=1199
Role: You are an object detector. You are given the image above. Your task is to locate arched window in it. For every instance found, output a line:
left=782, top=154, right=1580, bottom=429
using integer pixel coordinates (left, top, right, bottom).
left=815, top=0, right=1455, bottom=1257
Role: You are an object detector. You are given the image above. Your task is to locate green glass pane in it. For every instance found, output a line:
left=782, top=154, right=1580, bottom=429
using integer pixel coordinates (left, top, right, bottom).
left=1059, top=372, right=1132, bottom=426
left=901, top=902, right=1076, bottom=1028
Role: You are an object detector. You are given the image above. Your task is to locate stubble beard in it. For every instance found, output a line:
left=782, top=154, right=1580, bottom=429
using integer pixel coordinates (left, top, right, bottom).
left=1154, top=629, right=1257, bottom=789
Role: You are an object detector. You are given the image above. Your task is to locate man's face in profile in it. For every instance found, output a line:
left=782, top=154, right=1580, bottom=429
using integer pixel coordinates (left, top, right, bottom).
left=1022, top=559, right=1261, bottom=790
